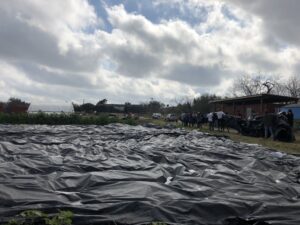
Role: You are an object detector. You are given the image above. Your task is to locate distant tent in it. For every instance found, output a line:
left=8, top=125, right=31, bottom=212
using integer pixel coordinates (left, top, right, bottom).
left=28, top=104, right=74, bottom=114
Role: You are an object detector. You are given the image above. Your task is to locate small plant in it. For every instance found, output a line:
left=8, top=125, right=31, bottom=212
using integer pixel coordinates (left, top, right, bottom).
left=45, top=211, right=73, bottom=225
left=4, top=210, right=73, bottom=225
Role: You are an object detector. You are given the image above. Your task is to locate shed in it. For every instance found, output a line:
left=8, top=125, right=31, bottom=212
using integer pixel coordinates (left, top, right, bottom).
left=0, top=102, right=30, bottom=113
left=210, top=94, right=298, bottom=119
left=280, top=104, right=300, bottom=120
left=28, top=104, right=74, bottom=114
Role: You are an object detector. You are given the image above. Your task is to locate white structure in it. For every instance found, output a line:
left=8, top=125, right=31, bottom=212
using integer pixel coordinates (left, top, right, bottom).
left=28, top=104, right=74, bottom=114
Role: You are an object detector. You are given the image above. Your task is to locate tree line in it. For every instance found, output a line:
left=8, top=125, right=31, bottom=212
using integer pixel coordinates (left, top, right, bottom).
left=2, top=74, right=299, bottom=115
left=72, top=94, right=221, bottom=115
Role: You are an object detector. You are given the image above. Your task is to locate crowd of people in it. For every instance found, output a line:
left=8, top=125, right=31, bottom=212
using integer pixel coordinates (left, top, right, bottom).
left=207, top=111, right=228, bottom=132
left=180, top=112, right=207, bottom=128
left=179, top=109, right=295, bottom=140
left=180, top=111, right=229, bottom=132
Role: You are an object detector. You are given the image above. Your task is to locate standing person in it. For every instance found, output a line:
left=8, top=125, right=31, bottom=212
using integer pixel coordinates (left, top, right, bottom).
left=263, top=111, right=275, bottom=140
left=222, top=112, right=229, bottom=132
left=287, top=109, right=294, bottom=128
left=213, top=112, right=218, bottom=130
left=188, top=113, right=193, bottom=127
left=216, top=111, right=225, bottom=131
left=196, top=112, right=203, bottom=128
left=207, top=112, right=214, bottom=131
left=192, top=113, right=197, bottom=127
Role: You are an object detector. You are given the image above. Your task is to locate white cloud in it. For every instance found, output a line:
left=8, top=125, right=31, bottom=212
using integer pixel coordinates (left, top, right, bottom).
left=1, top=0, right=300, bottom=104
left=102, top=4, right=229, bottom=85
left=0, top=0, right=100, bottom=53
left=222, top=0, right=300, bottom=47
left=0, top=0, right=103, bottom=73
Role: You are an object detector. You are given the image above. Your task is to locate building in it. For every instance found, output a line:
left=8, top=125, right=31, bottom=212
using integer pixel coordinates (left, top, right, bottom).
left=0, top=101, right=30, bottom=113
left=210, top=94, right=299, bottom=119
left=7, top=103, right=30, bottom=113
left=280, top=104, right=300, bottom=120
left=28, top=104, right=74, bottom=114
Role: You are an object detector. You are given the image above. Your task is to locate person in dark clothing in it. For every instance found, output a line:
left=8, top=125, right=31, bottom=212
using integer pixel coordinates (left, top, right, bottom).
left=196, top=113, right=203, bottom=128
left=213, top=112, right=218, bottom=130
left=263, top=111, right=276, bottom=140
left=287, top=109, right=294, bottom=128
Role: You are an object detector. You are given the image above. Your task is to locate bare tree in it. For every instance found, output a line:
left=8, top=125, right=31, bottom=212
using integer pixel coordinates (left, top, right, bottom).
left=285, top=75, right=300, bottom=98
left=262, top=80, right=275, bottom=94
left=232, top=74, right=277, bottom=96
left=231, top=74, right=253, bottom=96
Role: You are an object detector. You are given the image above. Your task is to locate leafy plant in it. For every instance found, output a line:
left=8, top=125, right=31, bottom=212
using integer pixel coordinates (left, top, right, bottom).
left=4, top=210, right=73, bottom=225
left=45, top=211, right=73, bottom=225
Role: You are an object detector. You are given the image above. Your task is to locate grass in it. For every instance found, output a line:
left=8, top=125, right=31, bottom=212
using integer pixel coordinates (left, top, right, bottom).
left=144, top=118, right=300, bottom=155
left=201, top=126, right=300, bottom=155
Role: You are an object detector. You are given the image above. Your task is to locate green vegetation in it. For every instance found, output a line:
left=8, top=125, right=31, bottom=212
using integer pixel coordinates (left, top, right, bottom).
left=4, top=210, right=169, bottom=225
left=4, top=210, right=73, bottom=225
left=0, top=113, right=137, bottom=126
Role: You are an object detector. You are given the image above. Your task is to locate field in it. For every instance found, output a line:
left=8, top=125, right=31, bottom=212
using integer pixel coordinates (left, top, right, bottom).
left=0, top=112, right=299, bottom=155
left=1, top=124, right=300, bottom=225
left=141, top=117, right=300, bottom=155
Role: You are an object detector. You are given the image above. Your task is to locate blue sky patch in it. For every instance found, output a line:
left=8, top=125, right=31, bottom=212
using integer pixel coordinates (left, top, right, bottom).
left=88, top=0, right=210, bottom=32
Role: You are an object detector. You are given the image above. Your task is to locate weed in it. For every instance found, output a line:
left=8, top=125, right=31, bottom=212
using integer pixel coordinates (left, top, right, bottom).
left=4, top=210, right=73, bottom=225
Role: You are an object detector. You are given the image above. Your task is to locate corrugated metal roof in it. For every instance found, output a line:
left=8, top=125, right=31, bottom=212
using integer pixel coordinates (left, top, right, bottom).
left=281, top=104, right=300, bottom=108
left=210, top=94, right=299, bottom=104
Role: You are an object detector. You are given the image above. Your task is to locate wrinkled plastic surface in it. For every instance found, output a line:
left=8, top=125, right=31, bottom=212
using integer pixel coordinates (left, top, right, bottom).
left=0, top=124, right=300, bottom=225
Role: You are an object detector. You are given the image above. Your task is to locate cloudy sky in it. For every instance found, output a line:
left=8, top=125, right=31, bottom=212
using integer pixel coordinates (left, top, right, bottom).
left=0, top=0, right=299, bottom=105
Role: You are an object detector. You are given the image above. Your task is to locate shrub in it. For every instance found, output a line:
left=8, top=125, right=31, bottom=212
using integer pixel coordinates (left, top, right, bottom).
left=0, top=113, right=138, bottom=126
left=5, top=210, right=73, bottom=225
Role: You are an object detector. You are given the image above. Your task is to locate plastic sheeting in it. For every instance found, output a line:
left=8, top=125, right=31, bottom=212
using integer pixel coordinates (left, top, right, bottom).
left=0, top=124, right=299, bottom=225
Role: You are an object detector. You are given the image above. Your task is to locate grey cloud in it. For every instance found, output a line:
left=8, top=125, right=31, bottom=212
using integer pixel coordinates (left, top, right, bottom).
left=2, top=0, right=297, bottom=104
left=238, top=52, right=280, bottom=71
left=0, top=9, right=100, bottom=73
left=18, top=63, right=100, bottom=88
left=114, top=18, right=193, bottom=56
left=225, top=0, right=300, bottom=46
left=167, top=63, right=226, bottom=86
left=108, top=45, right=162, bottom=77
left=0, top=68, right=106, bottom=104
left=292, top=63, right=300, bottom=75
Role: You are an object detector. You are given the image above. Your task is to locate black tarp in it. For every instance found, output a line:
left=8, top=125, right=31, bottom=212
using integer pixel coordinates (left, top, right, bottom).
left=0, top=124, right=299, bottom=225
